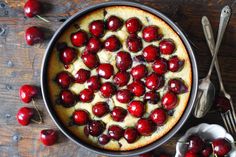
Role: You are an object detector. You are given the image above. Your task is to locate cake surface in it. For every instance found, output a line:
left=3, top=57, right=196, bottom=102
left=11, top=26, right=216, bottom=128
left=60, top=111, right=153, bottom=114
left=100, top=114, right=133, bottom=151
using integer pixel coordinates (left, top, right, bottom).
left=47, top=6, right=192, bottom=151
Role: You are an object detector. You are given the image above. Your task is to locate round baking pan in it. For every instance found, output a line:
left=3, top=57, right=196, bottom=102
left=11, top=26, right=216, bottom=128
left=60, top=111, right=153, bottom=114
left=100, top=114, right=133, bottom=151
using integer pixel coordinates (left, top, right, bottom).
left=41, top=1, right=198, bottom=156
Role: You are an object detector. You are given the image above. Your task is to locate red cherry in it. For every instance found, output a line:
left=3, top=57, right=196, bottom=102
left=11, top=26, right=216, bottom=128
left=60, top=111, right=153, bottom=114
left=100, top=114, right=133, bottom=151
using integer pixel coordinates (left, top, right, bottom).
left=150, top=108, right=167, bottom=125
left=40, top=129, right=57, bottom=146
left=106, top=16, right=123, bottom=31
left=124, top=127, right=139, bottom=143
left=56, top=71, right=73, bottom=88
left=125, top=17, right=142, bottom=34
left=19, top=85, right=38, bottom=103
left=116, top=51, right=132, bottom=71
left=215, top=96, right=231, bottom=113
left=92, top=102, right=109, bottom=117
left=60, top=47, right=76, bottom=65
left=139, top=152, right=154, bottom=157
left=97, top=63, right=114, bottom=79
left=128, top=101, right=145, bottom=118
left=126, top=35, right=142, bottom=52
left=161, top=92, right=178, bottom=110
left=131, top=64, right=148, bottom=80
left=187, top=134, right=204, bottom=153
left=16, top=107, right=34, bottom=126
left=184, top=150, right=199, bottom=157
left=168, top=78, right=188, bottom=94
left=168, top=56, right=184, bottom=72
left=86, top=37, right=102, bottom=54
left=145, top=73, right=164, bottom=90
left=116, top=89, right=133, bottom=103
left=79, top=89, right=94, bottom=103
left=60, top=90, right=76, bottom=107
left=142, top=25, right=159, bottom=42
left=152, top=58, right=168, bottom=75
left=212, top=138, right=231, bottom=156
left=111, top=107, right=127, bottom=122
left=144, top=91, right=159, bottom=104
left=127, top=81, right=145, bottom=97
left=136, top=118, right=156, bottom=136
left=160, top=40, right=175, bottom=55
left=73, top=110, right=90, bottom=125
left=134, top=55, right=145, bottom=62
left=25, top=26, right=44, bottom=45
left=108, top=125, right=124, bottom=140
left=98, top=134, right=110, bottom=145
left=87, top=120, right=105, bottom=137
left=104, top=35, right=121, bottom=52
left=87, top=76, right=101, bottom=91
left=142, top=45, right=160, bottom=62
left=89, top=20, right=105, bottom=37
left=81, top=53, right=99, bottom=69
left=71, top=30, right=88, bottom=47
left=100, top=82, right=116, bottom=98
left=114, top=71, right=130, bottom=87
left=201, top=144, right=213, bottom=157
left=24, top=0, right=41, bottom=18
left=75, top=69, right=90, bottom=84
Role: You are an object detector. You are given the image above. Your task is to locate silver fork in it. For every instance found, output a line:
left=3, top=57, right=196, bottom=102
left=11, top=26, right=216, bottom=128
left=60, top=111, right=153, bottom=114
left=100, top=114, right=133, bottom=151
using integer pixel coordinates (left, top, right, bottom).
left=202, top=15, right=236, bottom=135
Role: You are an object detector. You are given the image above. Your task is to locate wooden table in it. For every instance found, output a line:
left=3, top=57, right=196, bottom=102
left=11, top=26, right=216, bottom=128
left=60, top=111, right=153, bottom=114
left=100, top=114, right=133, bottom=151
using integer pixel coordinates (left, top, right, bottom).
left=1, top=0, right=236, bottom=156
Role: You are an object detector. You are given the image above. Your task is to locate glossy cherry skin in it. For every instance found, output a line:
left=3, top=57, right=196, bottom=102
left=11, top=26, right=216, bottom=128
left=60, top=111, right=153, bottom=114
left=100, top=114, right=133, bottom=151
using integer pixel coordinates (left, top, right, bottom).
left=108, top=125, right=124, bottom=140
left=128, top=81, right=145, bottom=97
left=60, top=90, right=76, bottom=107
left=81, top=53, right=99, bottom=69
left=25, top=26, right=44, bottom=45
left=168, top=78, right=188, bottom=94
left=212, top=138, right=231, bottom=156
left=145, top=73, right=164, bottom=90
left=184, top=150, right=199, bottom=157
left=16, top=107, right=34, bottom=126
left=97, top=63, right=114, bottom=79
left=136, top=118, right=156, bottom=136
left=79, top=89, right=94, bottom=103
left=86, top=37, right=102, bottom=54
left=73, top=110, right=90, bottom=125
left=40, top=129, right=58, bottom=146
left=152, top=58, right=168, bottom=75
left=100, top=82, right=116, bottom=98
left=56, top=71, right=73, bottom=88
left=60, top=47, right=76, bottom=65
left=87, top=120, right=105, bottom=137
left=201, top=144, right=213, bottom=157
left=150, top=108, right=167, bottom=125
left=142, top=45, right=160, bottom=62
left=75, top=69, right=90, bottom=84
left=168, top=56, right=184, bottom=72
left=128, top=101, right=145, bottom=118
left=124, top=127, right=139, bottom=143
left=125, top=17, right=142, bottom=34
left=215, top=96, right=231, bottom=113
left=126, top=35, right=143, bottom=52
left=19, top=85, right=38, bottom=103
left=144, top=91, right=159, bottom=104
left=104, top=35, right=121, bottom=52
left=187, top=134, right=204, bottom=153
left=161, top=91, right=178, bottom=110
left=92, top=102, right=109, bottom=117
left=24, top=0, right=41, bottom=18
left=71, top=30, right=88, bottom=47
left=106, top=16, right=123, bottom=31
left=131, top=64, right=148, bottom=80
left=114, top=71, right=130, bottom=87
left=87, top=76, right=101, bottom=91
left=159, top=40, right=176, bottom=55
left=98, top=134, right=110, bottom=145
left=142, top=25, right=159, bottom=42
left=89, top=20, right=105, bottom=37
left=116, top=89, right=133, bottom=103
left=116, top=51, right=132, bottom=71
left=111, top=107, right=127, bottom=122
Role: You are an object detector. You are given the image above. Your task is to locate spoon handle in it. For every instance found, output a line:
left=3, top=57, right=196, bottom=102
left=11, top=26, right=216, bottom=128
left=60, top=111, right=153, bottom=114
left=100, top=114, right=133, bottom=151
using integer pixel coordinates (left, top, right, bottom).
left=206, top=5, right=231, bottom=78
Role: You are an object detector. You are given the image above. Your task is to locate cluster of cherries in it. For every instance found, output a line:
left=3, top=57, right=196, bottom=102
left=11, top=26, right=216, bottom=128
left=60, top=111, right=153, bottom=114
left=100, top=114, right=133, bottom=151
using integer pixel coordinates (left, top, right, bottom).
left=55, top=13, right=188, bottom=146
left=183, top=134, right=232, bottom=157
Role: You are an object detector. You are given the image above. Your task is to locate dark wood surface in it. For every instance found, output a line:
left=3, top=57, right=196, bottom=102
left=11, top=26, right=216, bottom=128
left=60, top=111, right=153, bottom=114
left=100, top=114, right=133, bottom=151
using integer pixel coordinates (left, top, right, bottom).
left=0, top=0, right=236, bottom=156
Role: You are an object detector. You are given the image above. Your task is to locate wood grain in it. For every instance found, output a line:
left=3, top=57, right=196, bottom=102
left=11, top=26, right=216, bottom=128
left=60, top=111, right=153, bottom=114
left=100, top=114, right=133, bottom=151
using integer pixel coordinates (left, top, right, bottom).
left=0, top=0, right=236, bottom=156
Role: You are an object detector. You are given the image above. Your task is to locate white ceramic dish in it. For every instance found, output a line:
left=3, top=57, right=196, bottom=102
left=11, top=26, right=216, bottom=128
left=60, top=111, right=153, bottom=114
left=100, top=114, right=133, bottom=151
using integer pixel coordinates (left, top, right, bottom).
left=175, top=123, right=236, bottom=157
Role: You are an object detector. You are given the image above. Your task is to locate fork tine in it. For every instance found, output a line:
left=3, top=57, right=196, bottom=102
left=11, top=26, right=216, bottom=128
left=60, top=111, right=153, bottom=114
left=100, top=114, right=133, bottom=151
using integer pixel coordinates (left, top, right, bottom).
left=221, top=113, right=231, bottom=133
left=228, top=110, right=236, bottom=133
left=225, top=111, right=235, bottom=134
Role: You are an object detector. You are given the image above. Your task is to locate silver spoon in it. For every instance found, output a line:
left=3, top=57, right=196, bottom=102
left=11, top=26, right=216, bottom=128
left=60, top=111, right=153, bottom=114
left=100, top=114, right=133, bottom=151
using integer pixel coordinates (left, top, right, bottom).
left=193, top=5, right=231, bottom=118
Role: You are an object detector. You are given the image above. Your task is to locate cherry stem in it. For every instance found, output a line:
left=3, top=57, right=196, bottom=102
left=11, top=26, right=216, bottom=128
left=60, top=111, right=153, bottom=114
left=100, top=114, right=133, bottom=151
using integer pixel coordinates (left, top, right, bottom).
left=36, top=15, right=50, bottom=23
left=32, top=99, right=43, bottom=124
